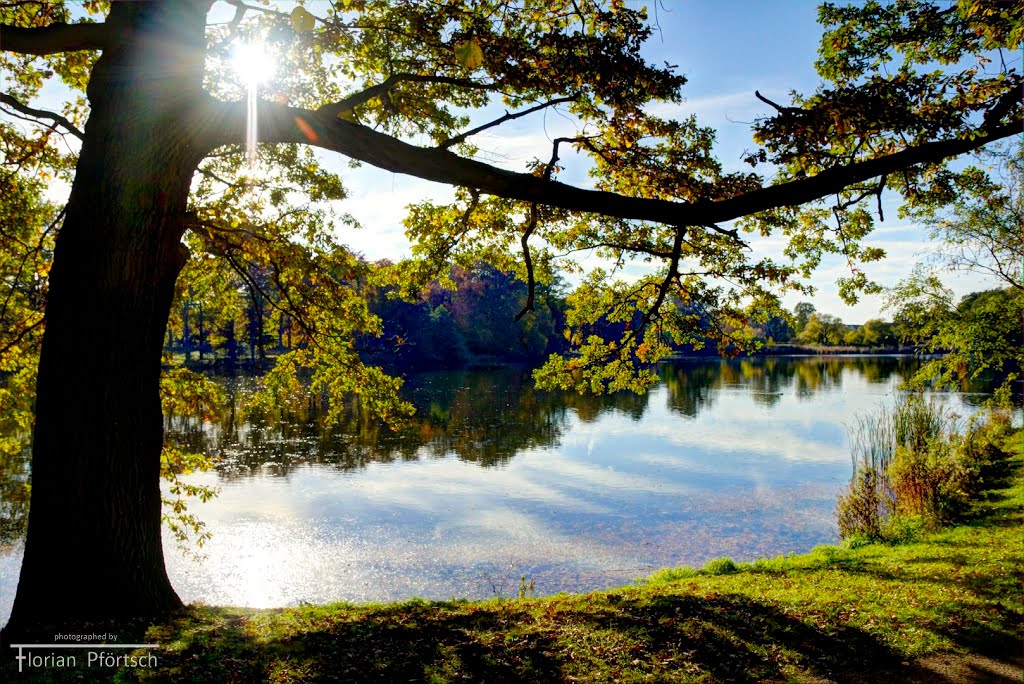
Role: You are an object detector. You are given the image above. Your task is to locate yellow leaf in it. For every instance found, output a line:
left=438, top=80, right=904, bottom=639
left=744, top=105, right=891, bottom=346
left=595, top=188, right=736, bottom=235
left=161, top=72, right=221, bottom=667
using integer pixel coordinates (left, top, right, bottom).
left=454, top=39, right=484, bottom=70
left=338, top=109, right=358, bottom=123
left=291, top=6, right=316, bottom=33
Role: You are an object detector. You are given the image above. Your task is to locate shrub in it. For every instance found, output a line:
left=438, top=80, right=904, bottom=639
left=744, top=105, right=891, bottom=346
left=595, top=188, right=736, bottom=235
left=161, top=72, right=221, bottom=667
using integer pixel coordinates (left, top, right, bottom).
left=836, top=466, right=893, bottom=540
left=888, top=441, right=971, bottom=525
left=644, top=567, right=698, bottom=584
left=703, top=557, right=739, bottom=575
left=879, top=514, right=926, bottom=544
left=836, top=392, right=1010, bottom=542
left=958, top=388, right=1017, bottom=494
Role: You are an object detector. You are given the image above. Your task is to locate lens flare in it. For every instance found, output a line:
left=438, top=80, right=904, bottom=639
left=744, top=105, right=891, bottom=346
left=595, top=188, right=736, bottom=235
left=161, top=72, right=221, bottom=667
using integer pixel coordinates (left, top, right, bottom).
left=232, top=43, right=275, bottom=169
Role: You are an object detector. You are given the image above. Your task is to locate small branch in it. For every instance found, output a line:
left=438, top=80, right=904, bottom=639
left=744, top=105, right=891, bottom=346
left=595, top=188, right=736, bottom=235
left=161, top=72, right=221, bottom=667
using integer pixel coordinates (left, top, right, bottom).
left=981, top=79, right=1022, bottom=129
left=225, top=1, right=249, bottom=28
left=834, top=186, right=876, bottom=213
left=0, top=316, right=44, bottom=359
left=458, top=189, right=480, bottom=235
left=704, top=223, right=746, bottom=247
left=0, top=21, right=109, bottom=55
left=514, top=136, right=570, bottom=321
left=576, top=135, right=616, bottom=165
left=216, top=242, right=316, bottom=342
left=317, top=73, right=499, bottom=120
left=547, top=241, right=675, bottom=260
left=569, top=0, right=588, bottom=29
left=439, top=96, right=576, bottom=150
left=588, top=225, right=688, bottom=367
left=195, top=166, right=245, bottom=190
left=637, top=226, right=686, bottom=335
left=875, top=174, right=886, bottom=222
left=514, top=204, right=538, bottom=322
left=422, top=188, right=479, bottom=268
left=0, top=91, right=83, bottom=139
left=0, top=206, right=62, bottom=324
left=754, top=90, right=802, bottom=115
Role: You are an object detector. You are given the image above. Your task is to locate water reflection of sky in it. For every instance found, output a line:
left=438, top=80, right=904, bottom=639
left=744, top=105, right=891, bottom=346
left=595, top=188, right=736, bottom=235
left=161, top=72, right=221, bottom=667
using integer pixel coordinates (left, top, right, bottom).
left=0, top=357, right=997, bottom=619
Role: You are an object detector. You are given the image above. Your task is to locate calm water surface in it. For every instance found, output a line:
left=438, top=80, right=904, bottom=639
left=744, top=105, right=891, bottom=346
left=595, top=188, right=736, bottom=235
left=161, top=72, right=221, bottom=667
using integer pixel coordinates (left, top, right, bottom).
left=0, top=356, right=997, bottom=620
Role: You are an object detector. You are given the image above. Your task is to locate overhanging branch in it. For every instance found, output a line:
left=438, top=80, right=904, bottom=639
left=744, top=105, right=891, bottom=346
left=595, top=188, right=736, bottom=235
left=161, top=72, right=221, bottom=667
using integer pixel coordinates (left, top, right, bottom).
left=0, top=91, right=84, bottom=139
left=197, top=96, right=1022, bottom=234
left=0, top=22, right=110, bottom=54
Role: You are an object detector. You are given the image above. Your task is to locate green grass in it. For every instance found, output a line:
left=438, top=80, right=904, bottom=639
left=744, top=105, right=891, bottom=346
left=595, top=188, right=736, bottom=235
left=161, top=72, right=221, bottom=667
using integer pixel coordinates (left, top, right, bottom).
left=6, top=436, right=1021, bottom=683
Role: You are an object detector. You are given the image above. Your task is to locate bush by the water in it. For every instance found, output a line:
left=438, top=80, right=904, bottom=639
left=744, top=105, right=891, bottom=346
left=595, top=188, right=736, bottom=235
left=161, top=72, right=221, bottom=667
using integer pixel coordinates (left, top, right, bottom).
left=836, top=389, right=1015, bottom=543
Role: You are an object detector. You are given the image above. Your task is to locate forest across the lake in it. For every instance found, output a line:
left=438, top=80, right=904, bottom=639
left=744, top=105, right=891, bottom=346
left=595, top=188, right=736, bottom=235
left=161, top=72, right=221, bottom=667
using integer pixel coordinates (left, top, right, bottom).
left=165, top=259, right=1021, bottom=373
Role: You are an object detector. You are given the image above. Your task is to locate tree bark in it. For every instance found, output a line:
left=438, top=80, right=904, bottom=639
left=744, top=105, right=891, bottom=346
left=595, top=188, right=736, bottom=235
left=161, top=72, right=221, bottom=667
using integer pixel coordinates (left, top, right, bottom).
left=3, top=1, right=210, bottom=640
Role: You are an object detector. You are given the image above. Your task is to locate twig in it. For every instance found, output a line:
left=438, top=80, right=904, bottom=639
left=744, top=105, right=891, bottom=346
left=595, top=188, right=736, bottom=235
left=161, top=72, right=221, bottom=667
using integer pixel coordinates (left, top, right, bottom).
left=439, top=96, right=576, bottom=149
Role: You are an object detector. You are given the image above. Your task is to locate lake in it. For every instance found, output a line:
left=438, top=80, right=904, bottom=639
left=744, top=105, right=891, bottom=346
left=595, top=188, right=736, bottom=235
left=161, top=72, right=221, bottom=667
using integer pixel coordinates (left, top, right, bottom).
left=0, top=356, right=999, bottom=620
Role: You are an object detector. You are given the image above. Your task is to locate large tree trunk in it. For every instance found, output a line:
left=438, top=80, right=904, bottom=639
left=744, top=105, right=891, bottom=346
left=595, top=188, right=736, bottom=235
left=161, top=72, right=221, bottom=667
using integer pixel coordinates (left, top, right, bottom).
left=3, top=1, right=210, bottom=639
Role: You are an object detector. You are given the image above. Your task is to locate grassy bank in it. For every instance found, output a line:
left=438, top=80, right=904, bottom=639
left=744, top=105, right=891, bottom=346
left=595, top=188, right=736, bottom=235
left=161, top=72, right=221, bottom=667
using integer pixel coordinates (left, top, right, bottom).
left=6, top=435, right=1020, bottom=683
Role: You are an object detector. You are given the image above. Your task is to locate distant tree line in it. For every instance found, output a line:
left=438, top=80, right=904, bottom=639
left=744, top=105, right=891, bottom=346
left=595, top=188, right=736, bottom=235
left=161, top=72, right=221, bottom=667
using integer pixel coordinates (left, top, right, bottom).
left=163, top=260, right=569, bottom=368
left=759, top=301, right=900, bottom=349
left=166, top=259, right=1012, bottom=370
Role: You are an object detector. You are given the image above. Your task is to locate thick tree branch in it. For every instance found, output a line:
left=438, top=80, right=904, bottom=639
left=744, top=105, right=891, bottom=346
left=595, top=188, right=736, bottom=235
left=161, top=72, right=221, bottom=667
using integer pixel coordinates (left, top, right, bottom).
left=198, top=97, right=1022, bottom=234
left=710, top=120, right=1019, bottom=221
left=316, top=73, right=498, bottom=120
left=0, top=91, right=83, bottom=139
left=0, top=22, right=109, bottom=54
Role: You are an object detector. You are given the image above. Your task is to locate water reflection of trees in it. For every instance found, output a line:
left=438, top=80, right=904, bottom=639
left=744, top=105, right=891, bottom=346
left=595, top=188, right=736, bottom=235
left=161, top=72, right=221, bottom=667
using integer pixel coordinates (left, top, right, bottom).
left=660, top=355, right=925, bottom=417
left=0, top=445, right=30, bottom=546
left=163, top=355, right=962, bottom=478
left=660, top=361, right=719, bottom=417
left=166, top=366, right=665, bottom=478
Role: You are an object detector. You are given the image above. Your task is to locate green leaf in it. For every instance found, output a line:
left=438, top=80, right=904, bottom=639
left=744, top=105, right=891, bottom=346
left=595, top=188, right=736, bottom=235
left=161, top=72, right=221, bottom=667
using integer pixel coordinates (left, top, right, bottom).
left=291, top=6, right=316, bottom=33
left=454, top=40, right=484, bottom=70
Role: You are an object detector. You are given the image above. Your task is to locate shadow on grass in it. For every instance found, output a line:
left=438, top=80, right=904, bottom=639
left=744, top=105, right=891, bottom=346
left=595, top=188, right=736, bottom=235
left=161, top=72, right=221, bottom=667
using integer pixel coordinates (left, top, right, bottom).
left=20, top=592, right=965, bottom=684
left=4, top=587, right=1019, bottom=684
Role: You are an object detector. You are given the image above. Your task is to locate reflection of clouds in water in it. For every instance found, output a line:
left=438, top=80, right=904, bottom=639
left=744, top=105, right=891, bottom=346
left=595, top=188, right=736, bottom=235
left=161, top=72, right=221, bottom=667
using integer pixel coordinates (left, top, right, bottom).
left=562, top=415, right=848, bottom=477
left=330, top=456, right=612, bottom=514
left=515, top=450, right=698, bottom=497
left=165, top=479, right=839, bottom=608
left=160, top=364, right=866, bottom=610
left=165, top=496, right=642, bottom=608
left=634, top=422, right=848, bottom=464
left=163, top=446, right=841, bottom=609
left=581, top=375, right=982, bottom=467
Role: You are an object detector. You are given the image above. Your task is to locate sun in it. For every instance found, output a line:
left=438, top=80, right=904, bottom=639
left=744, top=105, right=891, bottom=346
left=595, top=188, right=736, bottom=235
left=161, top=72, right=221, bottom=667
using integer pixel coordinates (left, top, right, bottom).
left=232, top=42, right=276, bottom=86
